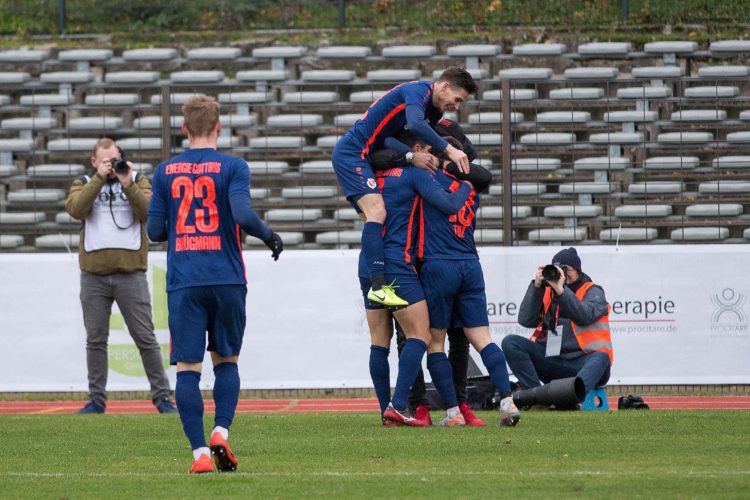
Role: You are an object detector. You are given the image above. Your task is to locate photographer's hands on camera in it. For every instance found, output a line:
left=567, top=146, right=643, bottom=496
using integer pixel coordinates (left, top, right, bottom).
left=96, top=157, right=133, bottom=188
left=534, top=264, right=566, bottom=295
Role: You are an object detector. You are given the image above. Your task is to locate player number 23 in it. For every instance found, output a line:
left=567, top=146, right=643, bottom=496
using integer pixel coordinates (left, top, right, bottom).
left=171, top=175, right=219, bottom=234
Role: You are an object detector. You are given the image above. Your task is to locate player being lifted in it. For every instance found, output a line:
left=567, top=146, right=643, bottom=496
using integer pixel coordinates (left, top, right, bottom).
left=148, top=95, right=283, bottom=474
left=332, top=67, right=477, bottom=308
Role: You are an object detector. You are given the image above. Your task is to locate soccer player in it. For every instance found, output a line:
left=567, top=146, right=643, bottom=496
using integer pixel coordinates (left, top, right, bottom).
left=147, top=95, right=283, bottom=474
left=368, top=137, right=475, bottom=427
left=416, top=138, right=522, bottom=427
left=332, top=67, right=477, bottom=309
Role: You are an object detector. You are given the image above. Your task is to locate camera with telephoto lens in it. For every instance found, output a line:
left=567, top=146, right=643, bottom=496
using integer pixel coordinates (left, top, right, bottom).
left=542, top=264, right=562, bottom=284
left=111, top=157, right=129, bottom=175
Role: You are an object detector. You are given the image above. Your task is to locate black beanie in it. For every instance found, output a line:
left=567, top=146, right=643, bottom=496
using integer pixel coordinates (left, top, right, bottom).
left=552, top=247, right=582, bottom=273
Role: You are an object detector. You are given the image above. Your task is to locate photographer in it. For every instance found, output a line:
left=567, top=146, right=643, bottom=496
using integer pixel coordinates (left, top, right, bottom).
left=65, top=137, right=176, bottom=414
left=502, top=247, right=613, bottom=407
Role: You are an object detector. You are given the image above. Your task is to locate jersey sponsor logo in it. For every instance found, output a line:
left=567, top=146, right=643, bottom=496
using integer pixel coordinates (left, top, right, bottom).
left=165, top=162, right=222, bottom=175
left=367, top=178, right=377, bottom=189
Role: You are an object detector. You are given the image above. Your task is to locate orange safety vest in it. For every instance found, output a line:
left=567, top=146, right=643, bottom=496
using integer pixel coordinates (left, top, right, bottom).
left=530, top=282, right=614, bottom=364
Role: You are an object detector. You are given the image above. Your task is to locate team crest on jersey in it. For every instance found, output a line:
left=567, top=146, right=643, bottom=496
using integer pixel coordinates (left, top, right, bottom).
left=367, top=178, right=377, bottom=189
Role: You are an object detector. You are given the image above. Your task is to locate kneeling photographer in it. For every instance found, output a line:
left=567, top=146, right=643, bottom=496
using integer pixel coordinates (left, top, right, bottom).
left=501, top=247, right=613, bottom=409
left=66, top=138, right=175, bottom=414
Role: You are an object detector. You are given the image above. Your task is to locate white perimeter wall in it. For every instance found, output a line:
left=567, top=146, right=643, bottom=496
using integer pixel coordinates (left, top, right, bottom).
left=0, top=245, right=748, bottom=391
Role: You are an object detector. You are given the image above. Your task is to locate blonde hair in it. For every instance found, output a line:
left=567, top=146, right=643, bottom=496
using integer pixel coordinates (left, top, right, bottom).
left=182, top=95, right=220, bottom=138
left=92, top=137, right=116, bottom=158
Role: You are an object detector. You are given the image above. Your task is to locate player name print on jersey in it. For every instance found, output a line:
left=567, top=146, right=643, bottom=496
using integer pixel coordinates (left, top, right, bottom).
left=165, top=161, right=223, bottom=175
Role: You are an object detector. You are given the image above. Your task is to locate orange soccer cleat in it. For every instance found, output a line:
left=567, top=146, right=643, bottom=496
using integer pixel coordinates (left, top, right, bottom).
left=210, top=432, right=238, bottom=472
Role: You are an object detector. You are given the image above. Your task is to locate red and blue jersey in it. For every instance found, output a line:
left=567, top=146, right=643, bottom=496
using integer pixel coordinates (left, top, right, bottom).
left=376, top=167, right=472, bottom=264
left=148, top=148, right=268, bottom=292
left=347, top=81, right=448, bottom=158
left=419, top=170, right=480, bottom=261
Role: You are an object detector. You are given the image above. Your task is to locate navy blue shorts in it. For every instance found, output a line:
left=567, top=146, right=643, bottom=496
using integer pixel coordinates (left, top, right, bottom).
left=168, top=285, right=247, bottom=364
left=420, top=259, right=488, bottom=329
left=384, top=259, right=425, bottom=306
left=332, top=136, right=380, bottom=202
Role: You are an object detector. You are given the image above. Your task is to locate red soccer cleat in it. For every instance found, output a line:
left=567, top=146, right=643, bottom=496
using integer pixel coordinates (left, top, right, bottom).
left=414, top=404, right=432, bottom=427
left=382, top=403, right=428, bottom=427
left=460, top=402, right=486, bottom=427
left=209, top=432, right=238, bottom=472
left=189, top=454, right=213, bottom=474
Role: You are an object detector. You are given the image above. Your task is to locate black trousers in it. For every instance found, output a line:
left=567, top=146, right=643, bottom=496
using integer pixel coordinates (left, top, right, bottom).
left=395, top=321, right=470, bottom=411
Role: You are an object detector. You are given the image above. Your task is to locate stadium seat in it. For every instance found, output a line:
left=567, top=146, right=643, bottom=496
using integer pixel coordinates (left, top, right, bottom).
left=104, top=71, right=160, bottom=84
left=1, top=117, right=56, bottom=133
left=744, top=228, right=750, bottom=240
left=133, top=116, right=183, bottom=129
left=698, top=180, right=750, bottom=194
left=249, top=136, right=305, bottom=149
left=670, top=227, right=728, bottom=241
left=0, top=49, right=47, bottom=63
left=599, top=227, right=658, bottom=241
left=657, top=132, right=713, bottom=144
left=0, top=235, right=24, bottom=249
left=40, top=71, right=95, bottom=84
left=0, top=95, right=10, bottom=106
left=35, top=233, right=80, bottom=249
left=589, top=132, right=643, bottom=145
left=476, top=206, right=532, bottom=219
left=333, top=114, right=360, bottom=128
left=671, top=110, right=726, bottom=121
left=250, top=188, right=269, bottom=200
left=85, top=93, right=140, bottom=106
left=315, top=230, right=361, bottom=245
left=68, top=116, right=123, bottom=130
left=0, top=72, right=30, bottom=84
left=122, top=48, right=177, bottom=62
left=283, top=91, right=339, bottom=104
left=20, top=94, right=75, bottom=106
left=267, top=114, right=324, bottom=128
left=684, top=86, right=739, bottom=98
left=574, top=157, right=630, bottom=171
left=632, top=66, right=683, bottom=79
left=577, top=42, right=632, bottom=56
left=643, top=156, right=700, bottom=170
left=512, top=43, right=566, bottom=56
left=739, top=110, right=750, bottom=121
left=219, top=92, right=271, bottom=104
left=468, top=112, right=523, bottom=124
left=614, top=205, right=672, bottom=217
left=685, top=204, right=743, bottom=216
left=512, top=158, right=560, bottom=171
left=7, top=188, right=66, bottom=205
left=710, top=40, right=750, bottom=53
left=299, top=160, right=334, bottom=174
left=247, top=161, right=289, bottom=175
left=644, top=41, right=698, bottom=65
left=544, top=205, right=603, bottom=218
left=170, top=70, right=224, bottom=83
left=264, top=209, right=323, bottom=222
left=281, top=187, right=338, bottom=199
left=617, top=86, right=672, bottom=99
left=252, top=46, right=305, bottom=70
left=317, top=46, right=371, bottom=58
left=489, top=183, right=546, bottom=196
left=366, top=69, right=421, bottom=82
left=474, top=230, right=505, bottom=243
left=464, top=133, right=502, bottom=146
left=535, top=111, right=590, bottom=123
left=150, top=93, right=203, bottom=105
left=0, top=212, right=45, bottom=225
left=549, top=88, right=604, bottom=100
left=301, top=70, right=356, bottom=82
left=0, top=164, right=19, bottom=177
left=181, top=137, right=240, bottom=149
left=519, top=133, right=575, bottom=145
left=558, top=182, right=614, bottom=195
left=432, top=68, right=489, bottom=80
left=47, top=138, right=98, bottom=152
left=58, top=49, right=112, bottom=71
left=697, top=65, right=749, bottom=79
left=350, top=90, right=387, bottom=103
left=713, top=156, right=750, bottom=169
left=527, top=227, right=587, bottom=242
left=333, top=208, right=360, bottom=221
left=27, top=164, right=85, bottom=178
left=483, top=89, right=538, bottom=101
left=604, top=110, right=657, bottom=123
left=116, top=137, right=162, bottom=150
left=498, top=68, right=553, bottom=80
left=187, top=47, right=242, bottom=60
left=628, top=182, right=684, bottom=195
left=382, top=45, right=436, bottom=58
left=563, top=67, right=618, bottom=80
left=235, top=70, right=289, bottom=85
left=446, top=44, right=499, bottom=70
left=726, top=132, right=750, bottom=144
left=316, top=136, right=340, bottom=148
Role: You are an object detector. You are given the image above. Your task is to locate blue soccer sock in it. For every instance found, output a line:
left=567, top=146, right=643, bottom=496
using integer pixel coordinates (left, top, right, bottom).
left=391, top=338, right=427, bottom=411
left=480, top=343, right=512, bottom=398
left=213, top=362, right=240, bottom=430
left=361, top=221, right=385, bottom=289
left=427, top=352, right=458, bottom=408
left=369, top=345, right=391, bottom=415
left=175, top=370, right=206, bottom=450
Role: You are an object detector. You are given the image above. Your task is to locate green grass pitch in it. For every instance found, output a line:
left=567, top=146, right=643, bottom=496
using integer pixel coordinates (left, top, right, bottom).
left=1, top=410, right=748, bottom=498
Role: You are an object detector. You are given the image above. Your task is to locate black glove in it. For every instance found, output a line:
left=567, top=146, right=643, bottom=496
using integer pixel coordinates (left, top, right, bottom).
left=264, top=232, right=283, bottom=261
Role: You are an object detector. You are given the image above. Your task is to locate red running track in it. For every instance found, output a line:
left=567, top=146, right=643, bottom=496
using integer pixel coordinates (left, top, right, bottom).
left=0, top=396, right=749, bottom=414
